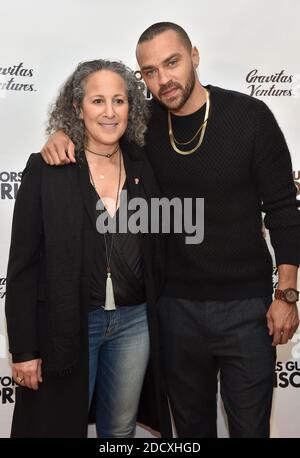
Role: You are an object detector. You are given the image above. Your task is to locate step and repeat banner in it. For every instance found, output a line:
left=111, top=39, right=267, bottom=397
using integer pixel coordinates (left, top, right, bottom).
left=0, top=0, right=299, bottom=438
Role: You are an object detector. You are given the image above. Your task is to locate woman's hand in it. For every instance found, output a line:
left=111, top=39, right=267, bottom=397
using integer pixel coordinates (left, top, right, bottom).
left=12, top=358, right=43, bottom=390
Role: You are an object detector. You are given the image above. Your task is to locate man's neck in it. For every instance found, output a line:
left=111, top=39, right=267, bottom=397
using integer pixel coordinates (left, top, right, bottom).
left=171, top=81, right=207, bottom=117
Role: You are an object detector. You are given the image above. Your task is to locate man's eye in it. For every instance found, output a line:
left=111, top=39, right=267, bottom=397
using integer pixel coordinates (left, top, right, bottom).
left=145, top=70, right=155, bottom=76
left=168, top=60, right=177, bottom=66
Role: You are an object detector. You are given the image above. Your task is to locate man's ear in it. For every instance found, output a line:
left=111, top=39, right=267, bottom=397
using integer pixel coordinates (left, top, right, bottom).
left=191, top=46, right=200, bottom=69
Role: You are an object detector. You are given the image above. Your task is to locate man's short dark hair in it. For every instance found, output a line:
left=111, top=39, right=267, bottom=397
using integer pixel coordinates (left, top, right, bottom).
left=137, top=22, right=192, bottom=51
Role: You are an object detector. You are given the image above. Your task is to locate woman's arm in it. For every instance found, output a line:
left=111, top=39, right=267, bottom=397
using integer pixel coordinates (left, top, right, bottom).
left=12, top=358, right=43, bottom=390
left=5, top=153, right=43, bottom=359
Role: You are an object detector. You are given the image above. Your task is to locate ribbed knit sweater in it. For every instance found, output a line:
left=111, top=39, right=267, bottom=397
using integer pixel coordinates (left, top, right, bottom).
left=145, top=85, right=300, bottom=300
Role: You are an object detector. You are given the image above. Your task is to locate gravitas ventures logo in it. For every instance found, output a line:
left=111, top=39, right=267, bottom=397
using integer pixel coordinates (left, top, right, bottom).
left=246, top=69, right=294, bottom=97
left=0, top=62, right=37, bottom=98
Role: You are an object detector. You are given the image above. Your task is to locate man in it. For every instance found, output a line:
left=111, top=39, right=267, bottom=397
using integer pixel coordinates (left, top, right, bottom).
left=41, top=22, right=300, bottom=437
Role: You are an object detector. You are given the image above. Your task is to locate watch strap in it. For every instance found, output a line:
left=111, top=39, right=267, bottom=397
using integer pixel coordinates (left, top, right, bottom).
left=274, top=289, right=285, bottom=301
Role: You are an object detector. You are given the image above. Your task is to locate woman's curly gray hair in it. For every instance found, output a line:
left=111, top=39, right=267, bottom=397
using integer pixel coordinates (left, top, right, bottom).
left=46, top=59, right=149, bottom=154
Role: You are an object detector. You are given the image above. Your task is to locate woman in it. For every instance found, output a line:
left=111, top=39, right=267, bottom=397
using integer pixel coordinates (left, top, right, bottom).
left=5, top=59, right=170, bottom=438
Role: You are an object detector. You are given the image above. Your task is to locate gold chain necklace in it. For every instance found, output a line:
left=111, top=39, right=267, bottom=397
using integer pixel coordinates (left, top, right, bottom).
left=168, top=88, right=210, bottom=155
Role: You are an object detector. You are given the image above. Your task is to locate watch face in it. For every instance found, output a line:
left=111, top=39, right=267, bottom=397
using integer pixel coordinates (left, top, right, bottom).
left=285, top=289, right=298, bottom=303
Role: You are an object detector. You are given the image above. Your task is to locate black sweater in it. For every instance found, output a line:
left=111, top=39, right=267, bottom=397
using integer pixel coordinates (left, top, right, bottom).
left=145, top=85, right=300, bottom=301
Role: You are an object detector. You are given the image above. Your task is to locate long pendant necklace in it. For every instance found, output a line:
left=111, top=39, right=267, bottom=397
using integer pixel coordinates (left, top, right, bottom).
left=168, top=88, right=210, bottom=155
left=87, top=150, right=122, bottom=310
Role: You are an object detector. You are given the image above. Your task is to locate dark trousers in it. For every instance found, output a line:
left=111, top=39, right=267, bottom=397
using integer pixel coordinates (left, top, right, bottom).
left=157, top=296, right=276, bottom=438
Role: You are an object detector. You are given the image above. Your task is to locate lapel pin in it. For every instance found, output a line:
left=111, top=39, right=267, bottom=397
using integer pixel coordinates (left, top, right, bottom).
left=134, top=178, right=139, bottom=185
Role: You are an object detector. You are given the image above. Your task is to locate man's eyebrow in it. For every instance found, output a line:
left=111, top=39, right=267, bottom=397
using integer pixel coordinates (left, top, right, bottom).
left=141, top=53, right=181, bottom=71
left=162, top=53, right=181, bottom=64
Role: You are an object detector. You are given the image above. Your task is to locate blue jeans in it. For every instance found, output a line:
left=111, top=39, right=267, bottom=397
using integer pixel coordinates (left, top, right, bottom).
left=88, top=303, right=150, bottom=438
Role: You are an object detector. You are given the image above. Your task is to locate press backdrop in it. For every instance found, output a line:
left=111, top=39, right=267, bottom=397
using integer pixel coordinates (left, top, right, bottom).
left=0, top=0, right=299, bottom=438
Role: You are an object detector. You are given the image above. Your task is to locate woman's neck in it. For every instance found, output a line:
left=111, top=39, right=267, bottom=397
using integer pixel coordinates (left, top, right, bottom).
left=85, top=142, right=120, bottom=165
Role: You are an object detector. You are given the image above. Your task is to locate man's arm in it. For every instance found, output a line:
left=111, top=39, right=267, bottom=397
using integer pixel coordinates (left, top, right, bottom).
left=267, top=264, right=299, bottom=346
left=41, top=130, right=76, bottom=165
left=252, top=101, right=300, bottom=345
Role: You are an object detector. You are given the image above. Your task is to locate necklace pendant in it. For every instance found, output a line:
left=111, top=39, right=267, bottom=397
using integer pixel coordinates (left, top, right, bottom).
left=104, top=272, right=116, bottom=310
left=106, top=154, right=111, bottom=158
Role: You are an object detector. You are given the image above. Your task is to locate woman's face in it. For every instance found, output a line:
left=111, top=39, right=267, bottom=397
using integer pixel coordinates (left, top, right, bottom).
left=80, top=69, right=129, bottom=150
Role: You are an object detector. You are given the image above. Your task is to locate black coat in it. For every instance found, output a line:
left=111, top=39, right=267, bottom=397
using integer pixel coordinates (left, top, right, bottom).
left=5, top=140, right=172, bottom=438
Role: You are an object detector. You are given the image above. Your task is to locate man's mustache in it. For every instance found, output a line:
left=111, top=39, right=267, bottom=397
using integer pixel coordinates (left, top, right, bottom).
left=159, top=82, right=182, bottom=98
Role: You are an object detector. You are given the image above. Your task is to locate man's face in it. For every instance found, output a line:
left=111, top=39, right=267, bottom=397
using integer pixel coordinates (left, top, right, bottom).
left=136, top=30, right=199, bottom=111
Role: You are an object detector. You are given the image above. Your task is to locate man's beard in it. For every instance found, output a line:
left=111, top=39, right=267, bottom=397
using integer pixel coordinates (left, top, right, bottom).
left=158, top=67, right=196, bottom=111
